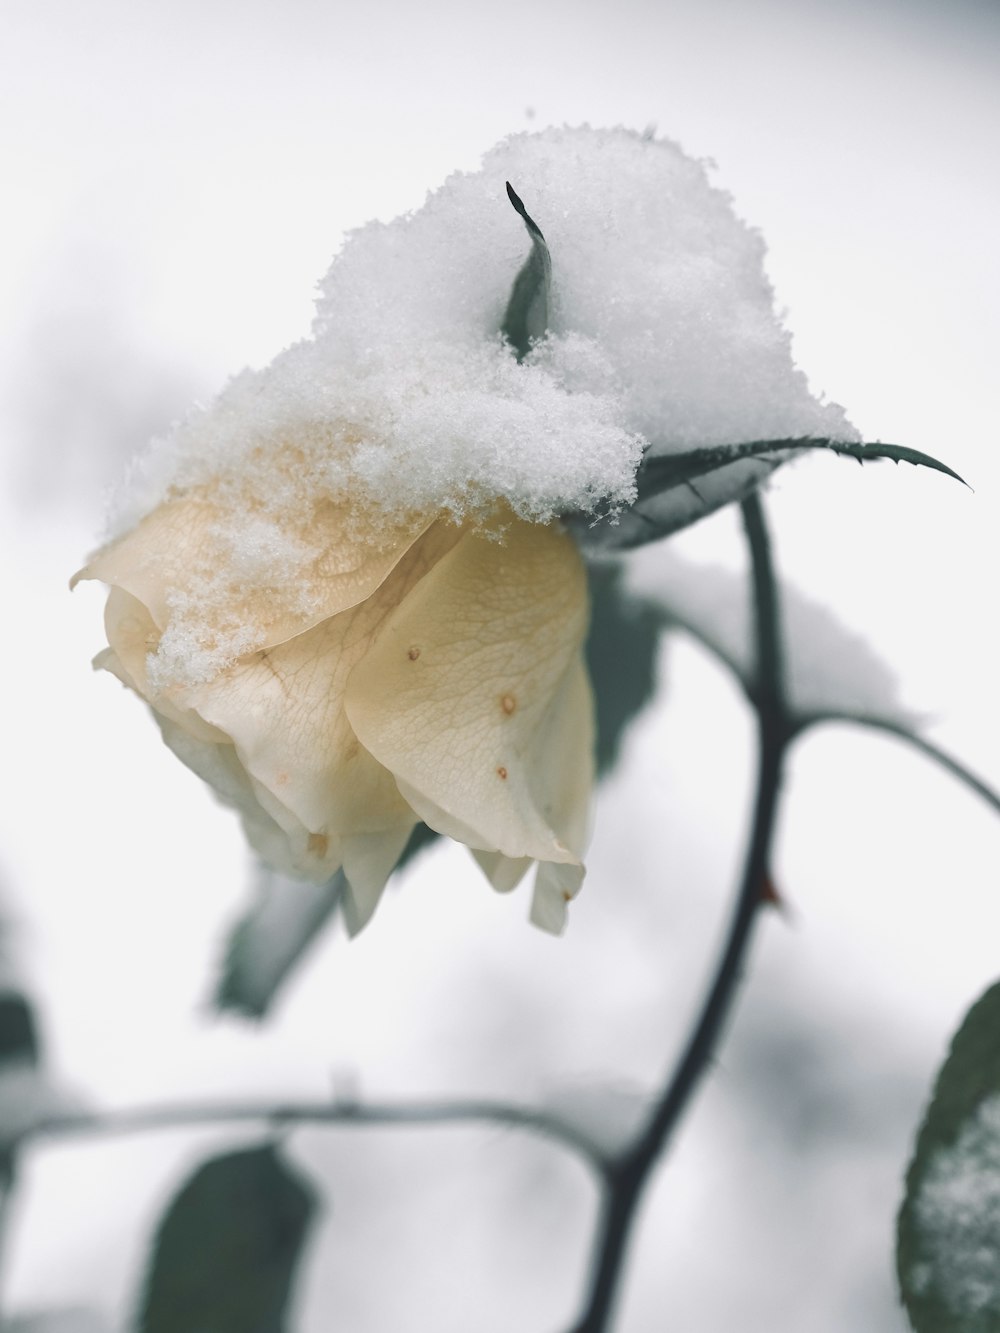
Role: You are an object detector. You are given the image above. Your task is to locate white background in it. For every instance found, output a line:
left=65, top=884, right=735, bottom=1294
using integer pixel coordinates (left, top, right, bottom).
left=1, top=0, right=999, bottom=1329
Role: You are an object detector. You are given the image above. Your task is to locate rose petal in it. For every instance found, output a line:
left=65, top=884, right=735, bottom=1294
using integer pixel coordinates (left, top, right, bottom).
left=340, top=824, right=418, bottom=935
left=100, top=587, right=228, bottom=743
left=472, top=852, right=533, bottom=893
left=75, top=488, right=433, bottom=655
left=524, top=651, right=594, bottom=931
left=476, top=655, right=594, bottom=931
left=174, top=519, right=465, bottom=842
left=345, top=520, right=590, bottom=868
left=472, top=651, right=594, bottom=925
left=155, top=716, right=344, bottom=883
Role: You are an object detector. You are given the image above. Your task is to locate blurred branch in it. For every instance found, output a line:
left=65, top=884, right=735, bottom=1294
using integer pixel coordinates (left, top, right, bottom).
left=0, top=1174, right=14, bottom=1311
left=792, top=711, right=1000, bottom=818
left=567, top=492, right=793, bottom=1332
left=24, top=1094, right=606, bottom=1170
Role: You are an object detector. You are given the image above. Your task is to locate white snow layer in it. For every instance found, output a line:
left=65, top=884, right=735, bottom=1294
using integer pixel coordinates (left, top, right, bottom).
left=910, top=1094, right=1000, bottom=1320
left=113, top=125, right=854, bottom=539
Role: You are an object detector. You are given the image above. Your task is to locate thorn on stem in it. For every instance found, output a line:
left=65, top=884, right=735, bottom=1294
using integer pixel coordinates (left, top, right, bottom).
left=760, top=872, right=786, bottom=913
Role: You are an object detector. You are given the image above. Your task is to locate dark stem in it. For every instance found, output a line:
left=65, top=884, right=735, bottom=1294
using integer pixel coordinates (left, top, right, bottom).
left=23, top=1095, right=605, bottom=1169
left=567, top=492, right=792, bottom=1333
left=793, top=711, right=1000, bottom=819
left=0, top=1175, right=14, bottom=1310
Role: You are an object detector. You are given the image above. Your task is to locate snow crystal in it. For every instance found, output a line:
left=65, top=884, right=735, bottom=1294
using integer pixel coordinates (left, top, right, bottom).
left=910, top=1094, right=1000, bottom=1319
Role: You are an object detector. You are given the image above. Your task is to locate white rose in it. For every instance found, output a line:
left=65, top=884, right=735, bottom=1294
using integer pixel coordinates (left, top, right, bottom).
left=75, top=489, right=593, bottom=934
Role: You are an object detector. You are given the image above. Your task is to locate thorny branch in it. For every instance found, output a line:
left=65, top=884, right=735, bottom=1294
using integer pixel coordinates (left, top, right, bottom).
left=565, top=492, right=795, bottom=1333
left=24, top=1094, right=606, bottom=1171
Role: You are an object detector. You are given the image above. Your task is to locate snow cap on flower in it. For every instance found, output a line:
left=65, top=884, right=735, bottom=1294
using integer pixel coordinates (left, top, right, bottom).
left=115, top=129, right=852, bottom=604
left=313, top=126, right=853, bottom=450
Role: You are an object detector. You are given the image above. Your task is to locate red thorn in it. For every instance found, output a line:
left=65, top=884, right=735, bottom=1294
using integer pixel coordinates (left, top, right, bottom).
left=760, top=872, right=785, bottom=912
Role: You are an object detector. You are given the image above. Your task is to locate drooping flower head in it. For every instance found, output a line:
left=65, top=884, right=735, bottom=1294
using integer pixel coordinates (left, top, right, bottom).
left=76, top=127, right=854, bottom=932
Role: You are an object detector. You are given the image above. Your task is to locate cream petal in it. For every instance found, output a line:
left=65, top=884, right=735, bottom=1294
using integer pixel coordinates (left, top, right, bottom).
left=390, top=781, right=496, bottom=854
left=100, top=587, right=228, bottom=743
left=340, top=824, right=418, bottom=936
left=102, top=585, right=157, bottom=687
left=521, top=651, right=595, bottom=931
left=75, top=489, right=434, bottom=651
left=528, top=652, right=595, bottom=857
left=155, top=715, right=343, bottom=883
left=472, top=851, right=533, bottom=893
left=530, top=860, right=586, bottom=933
left=345, top=520, right=590, bottom=867
left=175, top=519, right=465, bottom=843
left=99, top=601, right=345, bottom=882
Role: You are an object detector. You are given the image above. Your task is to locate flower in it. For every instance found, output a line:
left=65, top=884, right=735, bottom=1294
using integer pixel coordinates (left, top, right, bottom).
left=77, top=125, right=853, bottom=933
left=74, top=487, right=594, bottom=934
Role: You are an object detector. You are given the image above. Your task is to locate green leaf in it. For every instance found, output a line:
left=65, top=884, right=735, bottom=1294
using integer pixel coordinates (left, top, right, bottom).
left=585, top=562, right=664, bottom=777
left=639, top=437, right=967, bottom=495
left=576, top=452, right=782, bottom=551
left=216, top=822, right=447, bottom=1020
left=215, top=824, right=446, bottom=1020
left=898, top=980, right=1000, bottom=1331
left=3, top=1310, right=111, bottom=1333
left=0, top=986, right=41, bottom=1184
left=137, top=1142, right=317, bottom=1333
left=579, top=437, right=967, bottom=552
left=215, top=869, right=346, bottom=1021
left=0, top=990, right=39, bottom=1065
left=502, top=181, right=551, bottom=361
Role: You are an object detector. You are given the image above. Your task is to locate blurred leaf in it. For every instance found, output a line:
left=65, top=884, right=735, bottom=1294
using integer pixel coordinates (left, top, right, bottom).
left=898, top=980, right=1000, bottom=1332
left=625, top=547, right=1000, bottom=821
left=215, top=870, right=346, bottom=1021
left=625, top=548, right=917, bottom=728
left=580, top=437, right=965, bottom=551
left=216, top=824, right=445, bottom=1020
left=0, top=987, right=41, bottom=1183
left=0, top=991, right=38, bottom=1066
left=502, top=181, right=550, bottom=361
left=0, top=907, right=81, bottom=1182
left=585, top=562, right=663, bottom=777
left=137, top=1143, right=317, bottom=1333
left=3, top=1310, right=112, bottom=1333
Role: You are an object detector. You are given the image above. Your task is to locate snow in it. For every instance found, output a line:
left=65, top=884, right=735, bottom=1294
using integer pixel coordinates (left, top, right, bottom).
left=910, top=1093, right=1000, bottom=1320
left=102, top=129, right=854, bottom=690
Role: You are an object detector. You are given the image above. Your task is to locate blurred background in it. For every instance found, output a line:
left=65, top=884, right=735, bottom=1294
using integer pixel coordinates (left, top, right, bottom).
left=2, top=0, right=999, bottom=1328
